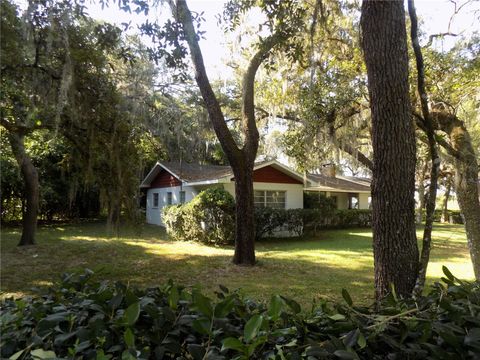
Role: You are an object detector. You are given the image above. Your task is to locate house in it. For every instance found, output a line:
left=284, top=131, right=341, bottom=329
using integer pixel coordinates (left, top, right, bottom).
left=140, top=160, right=306, bottom=225
left=140, top=160, right=372, bottom=226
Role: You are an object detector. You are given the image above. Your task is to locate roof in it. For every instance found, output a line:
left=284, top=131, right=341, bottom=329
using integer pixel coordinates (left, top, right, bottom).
left=140, top=159, right=306, bottom=188
left=306, top=173, right=371, bottom=193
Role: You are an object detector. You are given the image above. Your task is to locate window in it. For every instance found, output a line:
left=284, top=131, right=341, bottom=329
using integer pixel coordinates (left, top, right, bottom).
left=153, top=193, right=159, bottom=208
left=167, top=192, right=173, bottom=205
left=348, top=194, right=359, bottom=209
left=254, top=190, right=286, bottom=209
left=179, top=191, right=186, bottom=204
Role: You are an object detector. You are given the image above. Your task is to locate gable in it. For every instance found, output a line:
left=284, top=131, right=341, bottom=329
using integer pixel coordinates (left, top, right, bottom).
left=150, top=169, right=182, bottom=188
left=252, top=165, right=303, bottom=184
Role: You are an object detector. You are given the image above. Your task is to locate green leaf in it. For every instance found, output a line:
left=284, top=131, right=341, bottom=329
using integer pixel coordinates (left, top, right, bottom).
left=268, top=295, right=284, bottom=321
left=192, top=318, right=211, bottom=335
left=333, top=349, right=358, bottom=359
left=192, top=291, right=213, bottom=317
left=124, top=302, right=140, bottom=326
left=357, top=332, right=366, bottom=349
left=121, top=350, right=137, bottom=360
left=442, top=266, right=455, bottom=281
left=96, top=349, right=111, bottom=360
left=341, top=288, right=353, bottom=306
left=168, top=286, right=179, bottom=310
left=244, top=314, right=263, bottom=343
left=9, top=349, right=26, bottom=360
left=221, top=337, right=245, bottom=352
left=329, top=313, right=346, bottom=321
left=30, top=349, right=57, bottom=359
left=280, top=296, right=301, bottom=314
left=124, top=328, right=135, bottom=348
left=214, top=296, right=235, bottom=318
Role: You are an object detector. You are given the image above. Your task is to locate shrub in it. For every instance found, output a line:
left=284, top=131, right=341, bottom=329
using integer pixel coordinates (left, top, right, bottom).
left=162, top=187, right=235, bottom=245
left=304, top=192, right=337, bottom=213
left=1, top=268, right=479, bottom=359
left=162, top=204, right=186, bottom=241
left=254, top=207, right=289, bottom=239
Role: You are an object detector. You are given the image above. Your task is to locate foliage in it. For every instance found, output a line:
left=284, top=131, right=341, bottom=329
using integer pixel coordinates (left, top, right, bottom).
left=304, top=192, right=337, bottom=211
left=1, top=268, right=479, bottom=359
left=421, top=210, right=464, bottom=225
left=163, top=188, right=236, bottom=245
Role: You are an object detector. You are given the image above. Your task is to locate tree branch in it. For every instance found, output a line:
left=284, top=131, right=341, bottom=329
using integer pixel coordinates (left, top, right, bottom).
left=242, top=33, right=283, bottom=159
left=169, top=0, right=241, bottom=161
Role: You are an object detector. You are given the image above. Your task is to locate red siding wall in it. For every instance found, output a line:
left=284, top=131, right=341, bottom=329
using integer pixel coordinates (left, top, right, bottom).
left=150, top=169, right=181, bottom=188
left=252, top=165, right=302, bottom=184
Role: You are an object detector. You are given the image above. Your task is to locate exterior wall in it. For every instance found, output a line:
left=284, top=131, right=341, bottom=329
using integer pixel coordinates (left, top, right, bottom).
left=223, top=182, right=304, bottom=209
left=146, top=186, right=198, bottom=226
left=150, top=169, right=182, bottom=188
left=359, top=193, right=370, bottom=209
left=252, top=166, right=303, bottom=184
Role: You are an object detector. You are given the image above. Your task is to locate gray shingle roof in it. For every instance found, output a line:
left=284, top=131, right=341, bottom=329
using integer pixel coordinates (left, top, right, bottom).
left=161, top=161, right=232, bottom=182
left=306, top=173, right=371, bottom=192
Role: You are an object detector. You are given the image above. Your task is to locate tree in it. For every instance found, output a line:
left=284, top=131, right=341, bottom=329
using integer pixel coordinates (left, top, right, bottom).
left=166, top=0, right=305, bottom=265
left=1, top=0, right=163, bottom=240
left=360, top=0, right=419, bottom=300
left=408, top=0, right=441, bottom=296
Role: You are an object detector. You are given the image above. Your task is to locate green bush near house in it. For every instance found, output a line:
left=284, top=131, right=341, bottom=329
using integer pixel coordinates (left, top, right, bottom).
left=1, top=268, right=479, bottom=359
left=162, top=187, right=235, bottom=245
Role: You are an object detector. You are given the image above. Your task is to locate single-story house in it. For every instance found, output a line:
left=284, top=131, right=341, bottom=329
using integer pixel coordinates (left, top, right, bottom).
left=140, top=160, right=372, bottom=226
left=140, top=160, right=306, bottom=225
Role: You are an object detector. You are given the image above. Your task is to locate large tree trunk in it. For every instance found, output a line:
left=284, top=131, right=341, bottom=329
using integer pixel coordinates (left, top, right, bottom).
left=361, top=0, right=419, bottom=301
left=8, top=132, right=39, bottom=246
left=434, top=111, right=480, bottom=280
left=232, top=161, right=256, bottom=265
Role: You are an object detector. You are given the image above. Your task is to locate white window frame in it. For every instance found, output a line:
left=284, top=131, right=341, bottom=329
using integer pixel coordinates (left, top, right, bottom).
left=179, top=191, right=186, bottom=204
left=153, top=193, right=159, bottom=208
left=254, top=190, right=286, bottom=209
left=167, top=192, right=173, bottom=205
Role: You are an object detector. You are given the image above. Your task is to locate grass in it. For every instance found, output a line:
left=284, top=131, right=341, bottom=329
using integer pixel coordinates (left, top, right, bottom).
left=0, top=222, right=473, bottom=307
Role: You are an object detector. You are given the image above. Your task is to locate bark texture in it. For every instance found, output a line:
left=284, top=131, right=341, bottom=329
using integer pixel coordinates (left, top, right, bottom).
left=8, top=132, right=39, bottom=246
left=433, top=111, right=480, bottom=280
left=360, top=0, right=419, bottom=300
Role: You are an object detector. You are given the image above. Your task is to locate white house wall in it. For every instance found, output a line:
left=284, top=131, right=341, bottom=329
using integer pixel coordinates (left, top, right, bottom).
left=359, top=193, right=370, bottom=209
left=146, top=186, right=198, bottom=226
left=223, top=182, right=304, bottom=209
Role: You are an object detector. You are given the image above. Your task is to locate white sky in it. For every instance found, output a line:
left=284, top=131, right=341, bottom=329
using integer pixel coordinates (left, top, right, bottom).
left=85, top=0, right=480, bottom=80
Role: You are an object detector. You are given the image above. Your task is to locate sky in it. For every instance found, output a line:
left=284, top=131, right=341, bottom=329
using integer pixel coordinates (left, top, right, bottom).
left=85, top=0, right=480, bottom=80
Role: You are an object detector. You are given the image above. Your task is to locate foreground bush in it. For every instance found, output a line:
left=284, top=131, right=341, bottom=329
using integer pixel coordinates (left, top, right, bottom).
left=1, top=268, right=479, bottom=359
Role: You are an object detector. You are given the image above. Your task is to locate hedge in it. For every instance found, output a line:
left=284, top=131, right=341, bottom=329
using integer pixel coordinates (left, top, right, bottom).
left=1, top=268, right=479, bottom=359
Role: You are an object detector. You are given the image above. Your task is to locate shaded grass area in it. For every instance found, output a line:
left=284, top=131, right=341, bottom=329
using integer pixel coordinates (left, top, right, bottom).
left=0, top=222, right=473, bottom=306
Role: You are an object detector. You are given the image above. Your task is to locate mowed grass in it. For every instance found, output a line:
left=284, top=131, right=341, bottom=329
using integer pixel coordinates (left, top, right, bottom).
left=0, top=222, right=473, bottom=306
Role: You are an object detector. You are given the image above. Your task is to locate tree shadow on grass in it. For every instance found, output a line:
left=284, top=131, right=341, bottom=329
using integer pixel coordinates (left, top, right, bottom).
left=1, top=224, right=378, bottom=305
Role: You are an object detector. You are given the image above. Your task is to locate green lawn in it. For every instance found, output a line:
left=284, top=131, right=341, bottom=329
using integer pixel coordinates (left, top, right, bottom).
left=0, top=222, right=473, bottom=306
